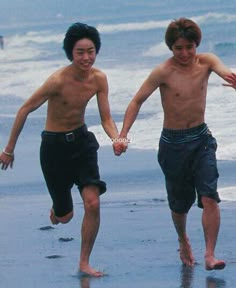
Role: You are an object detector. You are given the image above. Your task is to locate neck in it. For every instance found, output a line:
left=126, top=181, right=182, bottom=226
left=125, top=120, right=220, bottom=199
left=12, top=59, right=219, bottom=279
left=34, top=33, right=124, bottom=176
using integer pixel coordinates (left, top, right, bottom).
left=70, top=65, right=90, bottom=82
left=173, top=56, right=196, bottom=69
left=76, top=74, right=88, bottom=82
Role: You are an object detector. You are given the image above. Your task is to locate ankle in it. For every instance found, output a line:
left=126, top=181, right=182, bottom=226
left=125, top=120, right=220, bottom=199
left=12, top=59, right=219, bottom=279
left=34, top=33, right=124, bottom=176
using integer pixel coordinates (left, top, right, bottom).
left=178, top=234, right=190, bottom=244
left=204, top=253, right=215, bottom=260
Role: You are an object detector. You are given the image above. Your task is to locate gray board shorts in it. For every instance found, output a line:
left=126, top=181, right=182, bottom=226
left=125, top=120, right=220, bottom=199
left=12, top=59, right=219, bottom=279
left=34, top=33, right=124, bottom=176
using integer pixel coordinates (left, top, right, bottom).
left=158, top=123, right=220, bottom=214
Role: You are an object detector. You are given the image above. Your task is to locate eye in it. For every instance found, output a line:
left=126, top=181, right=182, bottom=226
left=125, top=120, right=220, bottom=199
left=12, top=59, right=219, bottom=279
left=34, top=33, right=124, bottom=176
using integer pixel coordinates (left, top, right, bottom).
left=75, top=49, right=84, bottom=56
left=187, top=45, right=194, bottom=49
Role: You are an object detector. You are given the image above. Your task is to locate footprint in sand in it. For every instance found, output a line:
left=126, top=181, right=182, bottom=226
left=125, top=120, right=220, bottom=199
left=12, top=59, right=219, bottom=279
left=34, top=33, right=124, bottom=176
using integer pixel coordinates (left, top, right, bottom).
left=45, top=255, right=64, bottom=259
left=58, top=237, right=74, bottom=242
left=39, top=226, right=55, bottom=231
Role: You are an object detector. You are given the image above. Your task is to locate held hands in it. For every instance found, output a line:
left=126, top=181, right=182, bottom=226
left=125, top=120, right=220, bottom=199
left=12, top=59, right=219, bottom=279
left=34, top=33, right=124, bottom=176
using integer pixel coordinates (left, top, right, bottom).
left=0, top=149, right=14, bottom=170
left=223, top=72, right=236, bottom=90
left=112, top=137, right=129, bottom=156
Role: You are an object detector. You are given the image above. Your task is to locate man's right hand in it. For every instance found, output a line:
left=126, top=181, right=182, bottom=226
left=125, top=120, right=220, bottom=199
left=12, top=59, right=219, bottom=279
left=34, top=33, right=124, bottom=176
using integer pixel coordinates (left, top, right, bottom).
left=0, top=150, right=14, bottom=170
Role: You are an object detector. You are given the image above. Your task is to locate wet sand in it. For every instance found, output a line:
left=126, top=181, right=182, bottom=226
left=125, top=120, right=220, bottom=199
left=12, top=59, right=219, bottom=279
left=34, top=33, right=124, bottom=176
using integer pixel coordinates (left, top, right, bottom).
left=1, top=147, right=236, bottom=288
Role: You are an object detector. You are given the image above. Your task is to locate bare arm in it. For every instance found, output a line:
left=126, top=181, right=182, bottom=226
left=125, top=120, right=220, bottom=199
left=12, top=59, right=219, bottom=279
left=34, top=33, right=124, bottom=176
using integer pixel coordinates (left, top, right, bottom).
left=0, top=78, right=55, bottom=169
left=208, top=53, right=236, bottom=89
left=120, top=68, right=160, bottom=138
left=96, top=72, right=119, bottom=140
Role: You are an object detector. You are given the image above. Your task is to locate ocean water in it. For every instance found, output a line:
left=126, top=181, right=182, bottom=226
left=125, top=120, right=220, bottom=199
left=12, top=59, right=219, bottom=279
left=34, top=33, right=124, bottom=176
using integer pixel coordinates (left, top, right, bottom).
left=0, top=0, right=236, bottom=200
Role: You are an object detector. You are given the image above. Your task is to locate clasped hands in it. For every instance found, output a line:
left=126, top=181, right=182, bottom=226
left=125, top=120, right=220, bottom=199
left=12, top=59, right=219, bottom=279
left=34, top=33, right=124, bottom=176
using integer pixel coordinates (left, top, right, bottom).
left=112, top=137, right=129, bottom=156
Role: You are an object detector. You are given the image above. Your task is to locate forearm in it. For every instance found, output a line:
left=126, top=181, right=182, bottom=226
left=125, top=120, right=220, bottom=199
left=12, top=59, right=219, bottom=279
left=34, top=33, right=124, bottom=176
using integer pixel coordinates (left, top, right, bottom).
left=101, top=117, right=119, bottom=141
left=4, top=107, right=29, bottom=153
left=120, top=101, right=141, bottom=138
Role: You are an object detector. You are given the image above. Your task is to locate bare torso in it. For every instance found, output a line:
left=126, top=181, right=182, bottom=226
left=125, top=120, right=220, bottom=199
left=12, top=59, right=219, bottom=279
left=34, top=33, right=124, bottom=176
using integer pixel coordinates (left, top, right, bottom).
left=45, top=65, right=103, bottom=131
left=158, top=55, right=211, bottom=129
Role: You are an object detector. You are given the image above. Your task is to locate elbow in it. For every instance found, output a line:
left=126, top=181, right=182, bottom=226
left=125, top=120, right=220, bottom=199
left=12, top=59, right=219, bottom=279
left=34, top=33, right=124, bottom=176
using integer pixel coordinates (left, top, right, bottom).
left=17, top=105, right=33, bottom=120
left=130, top=99, right=142, bottom=112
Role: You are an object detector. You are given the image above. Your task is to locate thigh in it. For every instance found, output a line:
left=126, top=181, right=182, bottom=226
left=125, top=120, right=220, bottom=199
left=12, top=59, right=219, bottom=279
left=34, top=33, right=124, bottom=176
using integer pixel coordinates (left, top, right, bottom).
left=158, top=140, right=187, bottom=177
left=158, top=140, right=196, bottom=213
left=74, top=132, right=106, bottom=195
left=40, top=141, right=74, bottom=217
left=194, top=135, right=220, bottom=207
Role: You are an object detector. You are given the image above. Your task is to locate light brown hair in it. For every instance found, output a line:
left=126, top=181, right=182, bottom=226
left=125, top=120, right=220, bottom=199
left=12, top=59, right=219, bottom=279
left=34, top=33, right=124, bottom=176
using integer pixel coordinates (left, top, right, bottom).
left=165, top=18, right=202, bottom=50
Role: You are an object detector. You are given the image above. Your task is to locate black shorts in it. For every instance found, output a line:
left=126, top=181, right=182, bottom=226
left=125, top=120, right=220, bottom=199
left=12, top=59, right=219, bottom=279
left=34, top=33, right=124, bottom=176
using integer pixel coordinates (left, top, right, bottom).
left=40, top=125, right=106, bottom=217
left=158, top=124, right=220, bottom=214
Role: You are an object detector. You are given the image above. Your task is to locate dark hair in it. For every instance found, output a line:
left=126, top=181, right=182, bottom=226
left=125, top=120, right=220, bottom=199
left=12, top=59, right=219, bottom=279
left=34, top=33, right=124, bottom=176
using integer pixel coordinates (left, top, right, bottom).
left=165, top=18, right=202, bottom=50
left=63, top=22, right=101, bottom=61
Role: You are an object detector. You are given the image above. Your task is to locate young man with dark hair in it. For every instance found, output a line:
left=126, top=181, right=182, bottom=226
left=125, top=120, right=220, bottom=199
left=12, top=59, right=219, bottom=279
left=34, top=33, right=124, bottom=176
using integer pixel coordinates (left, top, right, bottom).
left=114, top=17, right=236, bottom=270
left=0, top=22, right=120, bottom=277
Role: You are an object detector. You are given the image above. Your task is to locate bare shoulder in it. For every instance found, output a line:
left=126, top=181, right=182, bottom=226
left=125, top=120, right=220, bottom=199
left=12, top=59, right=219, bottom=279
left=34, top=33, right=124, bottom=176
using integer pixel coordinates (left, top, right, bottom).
left=41, top=66, right=72, bottom=98
left=91, top=67, right=108, bottom=93
left=149, top=58, right=175, bottom=80
left=43, top=67, right=67, bottom=89
left=92, top=67, right=107, bottom=81
left=197, top=53, right=229, bottom=74
left=197, top=52, right=221, bottom=64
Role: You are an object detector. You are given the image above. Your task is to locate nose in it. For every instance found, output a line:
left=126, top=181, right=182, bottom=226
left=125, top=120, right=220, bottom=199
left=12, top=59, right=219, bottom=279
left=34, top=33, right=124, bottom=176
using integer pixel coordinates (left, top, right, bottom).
left=181, top=49, right=189, bottom=57
left=82, top=52, right=89, bottom=60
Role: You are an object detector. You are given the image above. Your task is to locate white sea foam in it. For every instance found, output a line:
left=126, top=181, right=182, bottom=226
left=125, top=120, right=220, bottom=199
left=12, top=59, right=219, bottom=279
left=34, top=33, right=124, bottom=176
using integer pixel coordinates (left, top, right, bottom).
left=219, top=186, right=236, bottom=202
left=192, top=12, right=236, bottom=25
left=0, top=59, right=64, bottom=99
left=97, top=13, right=236, bottom=34
left=143, top=41, right=171, bottom=58
left=6, top=31, right=62, bottom=48
left=97, top=19, right=170, bottom=33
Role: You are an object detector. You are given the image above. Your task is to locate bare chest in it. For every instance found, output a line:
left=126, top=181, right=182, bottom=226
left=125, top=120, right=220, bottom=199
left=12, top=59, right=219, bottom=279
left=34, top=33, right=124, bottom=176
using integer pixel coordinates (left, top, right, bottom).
left=162, top=67, right=209, bottom=102
left=59, top=80, right=98, bottom=108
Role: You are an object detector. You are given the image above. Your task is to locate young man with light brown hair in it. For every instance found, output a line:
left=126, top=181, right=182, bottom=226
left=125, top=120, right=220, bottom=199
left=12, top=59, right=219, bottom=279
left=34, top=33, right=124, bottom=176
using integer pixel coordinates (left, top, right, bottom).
left=114, top=17, right=236, bottom=270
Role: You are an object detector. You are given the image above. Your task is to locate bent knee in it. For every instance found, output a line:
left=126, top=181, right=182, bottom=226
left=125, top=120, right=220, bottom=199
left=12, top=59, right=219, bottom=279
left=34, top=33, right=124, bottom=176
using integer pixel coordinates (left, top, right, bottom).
left=85, top=198, right=100, bottom=211
left=201, top=196, right=218, bottom=208
left=82, top=187, right=100, bottom=210
left=57, top=211, right=74, bottom=224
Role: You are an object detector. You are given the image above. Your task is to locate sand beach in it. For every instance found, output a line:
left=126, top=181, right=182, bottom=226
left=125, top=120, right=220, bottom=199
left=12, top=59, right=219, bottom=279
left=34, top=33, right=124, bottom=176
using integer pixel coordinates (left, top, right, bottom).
left=1, top=147, right=236, bottom=288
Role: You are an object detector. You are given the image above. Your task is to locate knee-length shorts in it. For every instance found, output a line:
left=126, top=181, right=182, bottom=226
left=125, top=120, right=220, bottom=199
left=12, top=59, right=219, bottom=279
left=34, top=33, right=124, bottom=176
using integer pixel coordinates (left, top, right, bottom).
left=158, top=125, right=220, bottom=214
left=40, top=125, right=106, bottom=217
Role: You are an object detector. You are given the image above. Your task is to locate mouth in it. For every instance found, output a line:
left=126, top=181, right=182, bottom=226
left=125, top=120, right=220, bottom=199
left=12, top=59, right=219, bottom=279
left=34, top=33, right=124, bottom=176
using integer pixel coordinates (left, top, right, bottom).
left=81, top=62, right=91, bottom=68
left=180, top=57, right=189, bottom=62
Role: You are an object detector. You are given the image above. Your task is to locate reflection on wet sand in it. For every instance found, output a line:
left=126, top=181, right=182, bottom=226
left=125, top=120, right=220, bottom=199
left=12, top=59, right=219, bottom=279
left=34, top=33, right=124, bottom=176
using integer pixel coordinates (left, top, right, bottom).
left=180, top=265, right=226, bottom=288
left=78, top=264, right=226, bottom=288
left=180, top=265, right=195, bottom=288
left=206, top=276, right=226, bottom=288
left=80, top=276, right=91, bottom=288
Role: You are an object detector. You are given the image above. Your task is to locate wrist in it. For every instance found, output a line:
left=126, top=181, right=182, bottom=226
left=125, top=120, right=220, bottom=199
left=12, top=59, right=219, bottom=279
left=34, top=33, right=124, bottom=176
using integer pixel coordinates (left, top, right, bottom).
left=111, top=137, right=128, bottom=144
left=2, top=149, right=14, bottom=157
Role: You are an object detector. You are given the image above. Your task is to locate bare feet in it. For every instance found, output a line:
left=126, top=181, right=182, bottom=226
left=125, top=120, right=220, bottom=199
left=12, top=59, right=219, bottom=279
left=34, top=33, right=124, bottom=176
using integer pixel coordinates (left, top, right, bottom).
left=50, top=209, right=59, bottom=225
left=79, top=264, right=104, bottom=277
left=178, top=238, right=195, bottom=266
left=205, top=256, right=226, bottom=270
